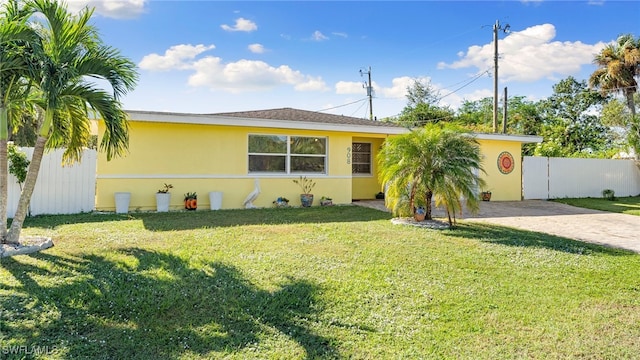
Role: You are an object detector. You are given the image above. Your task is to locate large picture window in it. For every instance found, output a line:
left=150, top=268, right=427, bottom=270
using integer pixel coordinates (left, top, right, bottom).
left=352, top=142, right=371, bottom=175
left=249, top=135, right=326, bottom=174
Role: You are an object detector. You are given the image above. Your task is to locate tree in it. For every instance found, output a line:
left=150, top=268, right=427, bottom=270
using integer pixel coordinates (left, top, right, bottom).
left=377, top=123, right=485, bottom=225
left=405, top=78, right=441, bottom=108
left=535, top=77, right=612, bottom=157
left=589, top=34, right=640, bottom=157
left=0, top=0, right=41, bottom=242
left=2, top=0, right=138, bottom=244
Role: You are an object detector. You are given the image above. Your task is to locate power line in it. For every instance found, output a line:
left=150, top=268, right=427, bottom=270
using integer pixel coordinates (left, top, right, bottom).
left=315, top=98, right=368, bottom=113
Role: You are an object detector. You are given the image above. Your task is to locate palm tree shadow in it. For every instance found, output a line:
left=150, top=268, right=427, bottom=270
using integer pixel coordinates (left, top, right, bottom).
left=447, top=223, right=634, bottom=256
left=1, top=249, right=338, bottom=359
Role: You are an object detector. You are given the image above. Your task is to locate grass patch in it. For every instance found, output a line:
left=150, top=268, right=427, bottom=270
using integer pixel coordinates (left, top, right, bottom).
left=1, top=205, right=639, bottom=359
left=553, top=196, right=640, bottom=216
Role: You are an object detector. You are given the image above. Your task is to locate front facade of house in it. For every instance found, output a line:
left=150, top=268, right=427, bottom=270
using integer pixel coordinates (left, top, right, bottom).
left=95, top=108, right=541, bottom=211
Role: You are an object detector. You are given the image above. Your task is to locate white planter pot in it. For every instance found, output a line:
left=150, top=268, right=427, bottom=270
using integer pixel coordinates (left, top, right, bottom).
left=209, top=191, right=223, bottom=210
left=114, top=192, right=131, bottom=214
left=156, top=193, right=171, bottom=212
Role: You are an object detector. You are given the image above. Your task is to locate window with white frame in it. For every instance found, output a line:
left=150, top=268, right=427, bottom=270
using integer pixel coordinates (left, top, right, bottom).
left=248, top=135, right=326, bottom=174
left=352, top=142, right=372, bottom=175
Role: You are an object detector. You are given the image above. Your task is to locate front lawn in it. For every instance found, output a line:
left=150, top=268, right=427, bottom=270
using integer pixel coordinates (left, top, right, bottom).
left=553, top=196, right=640, bottom=216
left=1, top=206, right=639, bottom=359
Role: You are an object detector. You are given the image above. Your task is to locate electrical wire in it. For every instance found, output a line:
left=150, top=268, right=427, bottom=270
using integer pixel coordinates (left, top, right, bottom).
left=315, top=98, right=368, bottom=113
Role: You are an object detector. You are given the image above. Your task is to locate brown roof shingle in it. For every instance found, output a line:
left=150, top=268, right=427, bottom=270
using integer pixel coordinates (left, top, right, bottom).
left=210, top=107, right=402, bottom=128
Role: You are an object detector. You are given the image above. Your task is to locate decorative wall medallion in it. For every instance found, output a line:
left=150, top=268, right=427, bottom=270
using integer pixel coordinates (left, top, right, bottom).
left=497, top=151, right=514, bottom=174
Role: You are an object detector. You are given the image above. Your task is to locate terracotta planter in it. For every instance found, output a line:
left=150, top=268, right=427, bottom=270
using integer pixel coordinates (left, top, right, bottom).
left=414, top=213, right=426, bottom=222
left=184, top=198, right=197, bottom=211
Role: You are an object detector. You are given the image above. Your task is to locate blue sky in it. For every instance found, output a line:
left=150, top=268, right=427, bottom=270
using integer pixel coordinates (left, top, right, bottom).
left=65, top=0, right=640, bottom=119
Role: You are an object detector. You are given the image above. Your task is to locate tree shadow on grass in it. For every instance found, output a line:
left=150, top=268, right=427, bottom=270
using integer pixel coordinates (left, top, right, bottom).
left=23, top=205, right=391, bottom=232
left=0, top=249, right=338, bottom=359
left=446, top=223, right=635, bottom=256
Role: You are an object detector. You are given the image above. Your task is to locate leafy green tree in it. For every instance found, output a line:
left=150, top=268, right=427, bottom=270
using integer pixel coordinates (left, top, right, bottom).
left=386, top=78, right=455, bottom=127
left=590, top=34, right=640, bottom=157
left=405, top=78, right=441, bottom=108
left=3, top=0, right=138, bottom=244
left=455, top=98, right=493, bottom=132
left=377, top=123, right=485, bottom=225
left=535, top=77, right=611, bottom=157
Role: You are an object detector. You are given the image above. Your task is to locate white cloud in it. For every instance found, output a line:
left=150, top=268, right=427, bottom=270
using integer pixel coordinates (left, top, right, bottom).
left=248, top=43, right=266, bottom=54
left=221, top=17, right=257, bottom=32
left=139, top=44, right=215, bottom=71
left=437, top=24, right=606, bottom=83
left=377, top=76, right=420, bottom=99
left=311, top=31, right=328, bottom=41
left=65, top=0, right=147, bottom=19
left=335, top=81, right=364, bottom=95
left=332, top=32, right=348, bottom=38
left=188, top=58, right=328, bottom=93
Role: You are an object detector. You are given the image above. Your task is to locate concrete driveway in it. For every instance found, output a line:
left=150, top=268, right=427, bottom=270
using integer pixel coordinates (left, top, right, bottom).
left=356, top=199, right=640, bottom=253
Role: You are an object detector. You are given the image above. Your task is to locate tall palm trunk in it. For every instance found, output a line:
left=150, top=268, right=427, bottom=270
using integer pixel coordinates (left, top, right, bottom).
left=6, top=134, right=45, bottom=244
left=626, top=91, right=639, bottom=158
left=0, top=138, right=7, bottom=242
left=425, top=189, right=433, bottom=220
left=0, top=106, right=9, bottom=242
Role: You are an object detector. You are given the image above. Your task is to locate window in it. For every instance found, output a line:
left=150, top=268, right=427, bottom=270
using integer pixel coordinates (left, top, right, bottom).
left=248, top=135, right=326, bottom=174
left=352, top=142, right=371, bottom=175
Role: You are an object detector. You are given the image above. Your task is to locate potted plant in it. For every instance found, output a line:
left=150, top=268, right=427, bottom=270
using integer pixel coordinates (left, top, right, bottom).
left=156, top=183, right=173, bottom=212
left=320, top=196, right=333, bottom=206
left=414, top=206, right=426, bottom=222
left=184, top=192, right=197, bottom=210
left=273, top=197, right=290, bottom=208
left=293, top=176, right=316, bottom=207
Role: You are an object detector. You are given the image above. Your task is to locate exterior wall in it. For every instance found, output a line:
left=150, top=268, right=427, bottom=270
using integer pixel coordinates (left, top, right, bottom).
left=351, top=136, right=385, bottom=199
left=477, top=139, right=523, bottom=201
left=97, top=121, right=364, bottom=211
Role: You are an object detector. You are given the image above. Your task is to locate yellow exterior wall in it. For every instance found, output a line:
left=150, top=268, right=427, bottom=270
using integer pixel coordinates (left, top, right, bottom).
left=351, top=136, right=385, bottom=199
left=96, top=119, right=529, bottom=211
left=96, top=121, right=372, bottom=211
left=478, top=139, right=523, bottom=201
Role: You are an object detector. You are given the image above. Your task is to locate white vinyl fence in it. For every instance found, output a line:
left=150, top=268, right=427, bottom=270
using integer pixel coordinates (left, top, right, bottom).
left=523, top=156, right=640, bottom=199
left=8, top=148, right=96, bottom=217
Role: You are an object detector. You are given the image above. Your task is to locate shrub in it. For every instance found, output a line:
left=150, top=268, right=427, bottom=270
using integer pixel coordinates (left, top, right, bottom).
left=602, top=189, right=616, bottom=201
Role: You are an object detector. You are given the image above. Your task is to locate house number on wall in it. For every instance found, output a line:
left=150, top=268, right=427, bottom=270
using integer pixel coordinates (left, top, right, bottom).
left=346, top=147, right=351, bottom=164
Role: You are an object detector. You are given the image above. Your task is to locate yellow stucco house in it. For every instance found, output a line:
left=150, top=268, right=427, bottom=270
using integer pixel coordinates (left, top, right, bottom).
left=95, top=108, right=541, bottom=211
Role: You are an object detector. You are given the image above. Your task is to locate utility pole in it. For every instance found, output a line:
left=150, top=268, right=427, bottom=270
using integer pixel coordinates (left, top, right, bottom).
left=493, top=20, right=510, bottom=133
left=502, top=87, right=508, bottom=134
left=360, top=66, right=374, bottom=120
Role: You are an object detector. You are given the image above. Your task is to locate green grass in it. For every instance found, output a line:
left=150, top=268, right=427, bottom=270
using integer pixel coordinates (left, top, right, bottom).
left=1, top=206, right=640, bottom=359
left=553, top=196, right=640, bottom=216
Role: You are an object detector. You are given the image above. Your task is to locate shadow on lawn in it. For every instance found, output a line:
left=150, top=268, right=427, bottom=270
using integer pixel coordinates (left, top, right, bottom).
left=23, top=205, right=391, bottom=232
left=447, top=223, right=635, bottom=256
left=1, top=249, right=338, bottom=359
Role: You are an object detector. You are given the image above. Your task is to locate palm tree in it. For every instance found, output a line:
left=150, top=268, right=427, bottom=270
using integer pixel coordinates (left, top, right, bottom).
left=4, top=0, right=138, bottom=244
left=0, top=0, right=41, bottom=242
left=589, top=34, right=640, bottom=156
left=377, top=123, right=485, bottom=225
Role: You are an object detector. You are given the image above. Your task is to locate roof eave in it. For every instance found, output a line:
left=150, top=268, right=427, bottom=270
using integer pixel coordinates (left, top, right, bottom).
left=125, top=110, right=408, bottom=135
